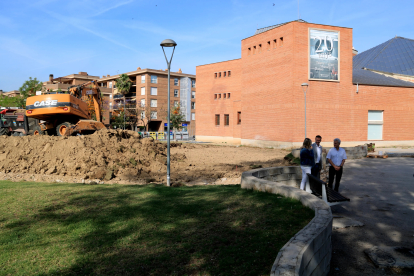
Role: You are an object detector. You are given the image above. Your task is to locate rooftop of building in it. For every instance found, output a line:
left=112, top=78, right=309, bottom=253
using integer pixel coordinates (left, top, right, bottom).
left=353, top=36, right=414, bottom=87
left=98, top=68, right=195, bottom=82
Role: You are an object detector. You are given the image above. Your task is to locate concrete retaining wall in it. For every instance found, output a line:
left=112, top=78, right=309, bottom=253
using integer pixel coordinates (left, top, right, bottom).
left=241, top=166, right=332, bottom=276
left=292, top=145, right=367, bottom=160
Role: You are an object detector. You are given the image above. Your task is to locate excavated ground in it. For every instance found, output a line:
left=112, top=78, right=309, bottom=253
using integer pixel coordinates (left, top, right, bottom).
left=0, top=129, right=289, bottom=185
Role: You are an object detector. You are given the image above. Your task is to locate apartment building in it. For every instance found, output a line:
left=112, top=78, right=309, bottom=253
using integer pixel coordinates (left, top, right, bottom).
left=196, top=20, right=414, bottom=147
left=97, top=68, right=196, bottom=135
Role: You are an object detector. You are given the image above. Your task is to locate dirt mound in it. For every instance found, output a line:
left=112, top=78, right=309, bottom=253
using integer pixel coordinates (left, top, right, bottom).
left=0, top=129, right=179, bottom=182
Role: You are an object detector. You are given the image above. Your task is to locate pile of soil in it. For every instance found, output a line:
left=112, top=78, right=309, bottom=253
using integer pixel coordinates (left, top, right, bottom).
left=0, top=129, right=178, bottom=183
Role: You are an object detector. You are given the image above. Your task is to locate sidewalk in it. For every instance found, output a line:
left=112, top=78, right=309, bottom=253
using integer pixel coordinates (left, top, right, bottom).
left=370, top=147, right=414, bottom=157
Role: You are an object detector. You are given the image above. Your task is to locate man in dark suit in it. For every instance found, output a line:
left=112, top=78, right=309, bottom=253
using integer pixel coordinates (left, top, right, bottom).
left=311, top=135, right=323, bottom=179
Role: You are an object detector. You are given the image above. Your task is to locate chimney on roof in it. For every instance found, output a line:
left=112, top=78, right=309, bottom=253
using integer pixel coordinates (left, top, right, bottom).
left=103, top=76, right=105, bottom=78
left=107, top=75, right=110, bottom=77
left=79, top=72, right=88, bottom=76
left=165, top=69, right=168, bottom=71
left=49, top=74, right=54, bottom=82
left=137, top=67, right=141, bottom=70
left=178, top=68, right=182, bottom=73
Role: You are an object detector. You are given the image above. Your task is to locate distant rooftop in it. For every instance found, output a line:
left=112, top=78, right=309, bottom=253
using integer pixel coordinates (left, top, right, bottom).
left=254, top=19, right=308, bottom=35
left=353, top=36, right=414, bottom=87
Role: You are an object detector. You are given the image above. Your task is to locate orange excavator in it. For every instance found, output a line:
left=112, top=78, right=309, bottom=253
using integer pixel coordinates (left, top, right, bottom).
left=25, top=80, right=106, bottom=136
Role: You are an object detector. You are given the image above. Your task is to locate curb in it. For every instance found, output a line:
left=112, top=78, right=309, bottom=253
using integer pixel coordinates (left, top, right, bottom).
left=241, top=167, right=332, bottom=276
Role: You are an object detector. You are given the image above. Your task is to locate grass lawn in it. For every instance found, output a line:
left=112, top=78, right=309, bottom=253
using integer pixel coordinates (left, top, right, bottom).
left=0, top=181, right=314, bottom=276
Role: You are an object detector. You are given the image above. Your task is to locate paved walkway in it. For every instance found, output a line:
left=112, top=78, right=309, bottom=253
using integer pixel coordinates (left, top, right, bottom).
left=329, top=157, right=414, bottom=275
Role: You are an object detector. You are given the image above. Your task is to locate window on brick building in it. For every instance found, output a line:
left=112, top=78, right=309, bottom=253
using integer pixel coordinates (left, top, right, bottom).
left=214, top=94, right=217, bottom=100
left=215, top=72, right=217, bottom=78
left=280, top=37, right=283, bottom=46
left=151, top=75, right=157, bottom=84
left=140, top=99, right=145, bottom=107
left=192, top=80, right=196, bottom=88
left=150, top=87, right=157, bottom=95
left=248, top=47, right=251, bottom=55
left=237, top=112, right=241, bottom=124
left=174, top=89, right=179, bottom=97
left=140, top=111, right=145, bottom=119
left=224, top=93, right=227, bottom=99
left=174, top=101, right=179, bottom=107
left=141, top=75, right=145, bottom=83
left=267, top=41, right=270, bottom=50
left=174, top=78, right=179, bottom=86
left=151, top=111, right=157, bottom=119
left=224, top=114, right=229, bottom=126
left=273, top=39, right=277, bottom=48
left=253, top=45, right=256, bottom=54
left=219, top=72, right=221, bottom=78
left=191, top=102, right=195, bottom=109
left=218, top=94, right=221, bottom=99
left=368, top=111, right=383, bottom=140
left=228, top=71, right=231, bottom=77
left=223, top=71, right=226, bottom=77
left=150, top=99, right=157, bottom=107
left=258, top=44, right=262, bottom=53
left=228, top=93, right=231, bottom=99
left=191, top=91, right=195, bottom=99
left=191, top=112, right=195, bottom=121
left=215, top=114, right=220, bottom=126
left=141, top=87, right=145, bottom=95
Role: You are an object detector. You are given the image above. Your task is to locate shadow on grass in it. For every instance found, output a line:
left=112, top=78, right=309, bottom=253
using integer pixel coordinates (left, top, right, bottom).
left=0, top=182, right=313, bottom=276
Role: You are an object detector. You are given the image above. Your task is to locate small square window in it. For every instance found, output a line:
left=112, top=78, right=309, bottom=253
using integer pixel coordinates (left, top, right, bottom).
left=150, top=87, right=157, bottom=95
left=151, top=75, right=157, bottom=84
left=215, top=114, right=220, bottom=126
left=174, top=89, right=179, bottom=97
left=150, top=111, right=157, bottom=119
left=224, top=114, right=229, bottom=126
left=174, top=101, right=179, bottom=107
left=174, top=78, right=179, bottom=86
left=191, top=91, right=195, bottom=99
left=150, top=99, right=157, bottom=107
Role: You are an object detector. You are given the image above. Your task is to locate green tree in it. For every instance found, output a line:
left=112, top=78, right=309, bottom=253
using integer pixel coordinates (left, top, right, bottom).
left=115, top=74, right=132, bottom=130
left=111, top=111, right=129, bottom=129
left=170, top=103, right=185, bottom=132
left=0, top=96, right=22, bottom=108
left=18, top=77, right=43, bottom=107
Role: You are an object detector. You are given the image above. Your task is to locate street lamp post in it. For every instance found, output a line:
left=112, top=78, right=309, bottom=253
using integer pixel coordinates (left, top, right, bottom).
left=160, top=39, right=177, bottom=187
left=301, top=83, right=309, bottom=138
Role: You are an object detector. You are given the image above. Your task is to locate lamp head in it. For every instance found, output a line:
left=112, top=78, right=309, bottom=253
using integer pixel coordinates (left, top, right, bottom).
left=160, top=39, right=177, bottom=47
left=301, top=82, right=309, bottom=87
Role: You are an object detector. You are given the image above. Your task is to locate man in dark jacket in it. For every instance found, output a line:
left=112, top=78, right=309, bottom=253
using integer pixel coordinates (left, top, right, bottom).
left=311, top=135, right=323, bottom=179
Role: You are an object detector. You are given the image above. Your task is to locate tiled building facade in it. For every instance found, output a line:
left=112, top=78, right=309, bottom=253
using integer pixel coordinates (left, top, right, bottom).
left=196, top=20, right=414, bottom=148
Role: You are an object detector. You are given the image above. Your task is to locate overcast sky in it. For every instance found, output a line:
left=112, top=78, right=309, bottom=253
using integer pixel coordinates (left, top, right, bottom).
left=1, top=0, right=413, bottom=91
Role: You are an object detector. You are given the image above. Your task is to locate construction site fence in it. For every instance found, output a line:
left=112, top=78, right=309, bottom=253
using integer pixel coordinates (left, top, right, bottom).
left=139, top=132, right=192, bottom=141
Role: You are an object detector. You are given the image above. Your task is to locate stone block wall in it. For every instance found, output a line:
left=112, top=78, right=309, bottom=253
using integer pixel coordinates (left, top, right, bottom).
left=241, top=166, right=332, bottom=276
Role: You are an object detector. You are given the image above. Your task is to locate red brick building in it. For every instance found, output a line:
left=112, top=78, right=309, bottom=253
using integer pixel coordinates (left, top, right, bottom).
left=196, top=20, right=414, bottom=147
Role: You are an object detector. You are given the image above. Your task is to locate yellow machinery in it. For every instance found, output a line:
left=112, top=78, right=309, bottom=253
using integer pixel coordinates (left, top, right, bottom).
left=25, top=80, right=105, bottom=136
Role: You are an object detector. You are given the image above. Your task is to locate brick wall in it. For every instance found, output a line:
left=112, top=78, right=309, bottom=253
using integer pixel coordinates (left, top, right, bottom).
left=196, top=21, right=414, bottom=145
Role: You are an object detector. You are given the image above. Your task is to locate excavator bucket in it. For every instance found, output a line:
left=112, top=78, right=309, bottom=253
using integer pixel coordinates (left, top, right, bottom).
left=63, top=120, right=106, bottom=136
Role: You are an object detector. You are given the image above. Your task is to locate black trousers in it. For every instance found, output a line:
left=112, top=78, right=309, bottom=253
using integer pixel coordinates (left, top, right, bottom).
left=328, top=166, right=343, bottom=192
left=311, top=162, right=321, bottom=179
